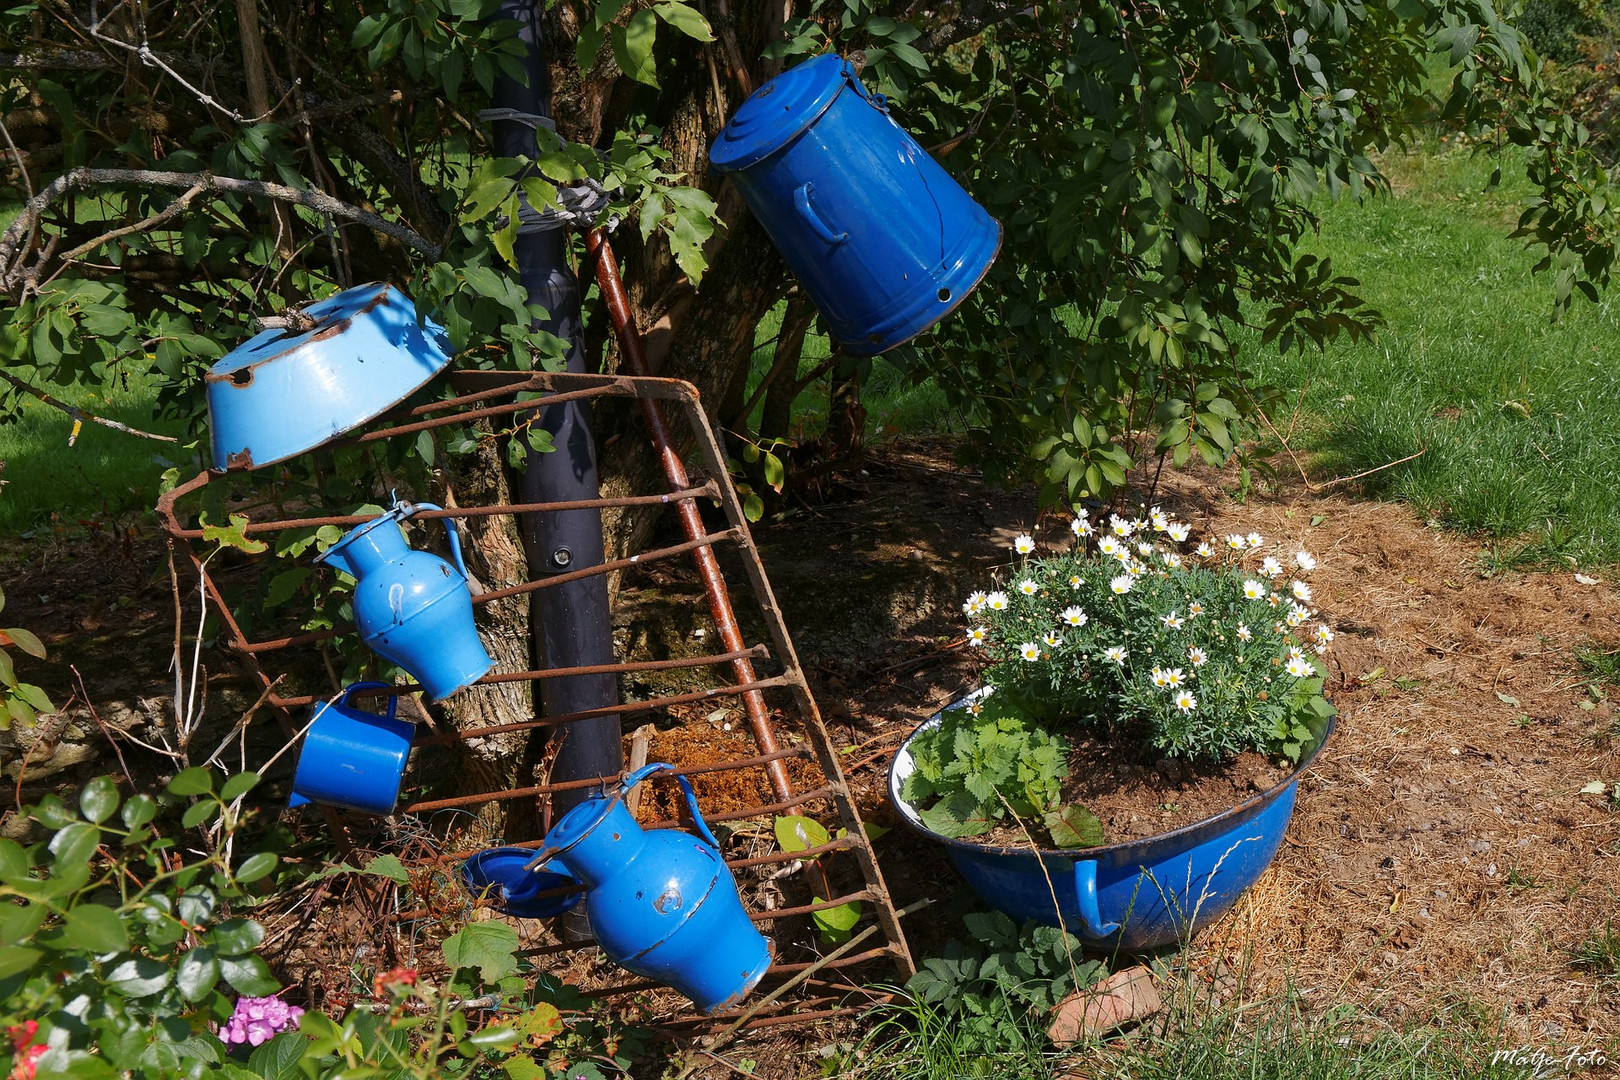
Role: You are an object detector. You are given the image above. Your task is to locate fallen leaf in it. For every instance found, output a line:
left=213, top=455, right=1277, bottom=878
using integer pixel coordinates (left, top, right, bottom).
left=1495, top=692, right=1520, bottom=707
left=1576, top=573, right=1599, bottom=585
left=1580, top=780, right=1608, bottom=795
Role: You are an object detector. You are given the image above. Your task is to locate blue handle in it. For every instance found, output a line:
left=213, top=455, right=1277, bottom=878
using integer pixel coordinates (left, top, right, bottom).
left=1073, top=859, right=1121, bottom=938
left=334, top=680, right=399, bottom=722
left=794, top=183, right=848, bottom=246
left=622, top=762, right=721, bottom=849
left=404, top=502, right=470, bottom=580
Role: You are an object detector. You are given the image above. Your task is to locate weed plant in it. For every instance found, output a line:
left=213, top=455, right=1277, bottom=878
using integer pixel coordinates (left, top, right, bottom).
left=1571, top=922, right=1620, bottom=980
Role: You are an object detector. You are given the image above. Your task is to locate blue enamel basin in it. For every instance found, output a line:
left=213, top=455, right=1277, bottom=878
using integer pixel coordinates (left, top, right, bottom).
left=889, top=701, right=1334, bottom=951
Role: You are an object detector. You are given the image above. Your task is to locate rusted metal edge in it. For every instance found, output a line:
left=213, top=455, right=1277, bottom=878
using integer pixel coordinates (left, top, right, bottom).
left=398, top=775, right=834, bottom=817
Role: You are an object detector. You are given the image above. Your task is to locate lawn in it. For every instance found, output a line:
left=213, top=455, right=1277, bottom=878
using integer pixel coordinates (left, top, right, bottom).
left=1242, top=137, right=1620, bottom=567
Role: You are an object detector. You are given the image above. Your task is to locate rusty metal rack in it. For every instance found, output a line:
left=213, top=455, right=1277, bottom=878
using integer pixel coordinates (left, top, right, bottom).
left=155, top=369, right=913, bottom=1029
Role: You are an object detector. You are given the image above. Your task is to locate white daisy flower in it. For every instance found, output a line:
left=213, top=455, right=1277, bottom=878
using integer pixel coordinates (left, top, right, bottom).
left=1285, top=655, right=1313, bottom=678
left=1018, top=578, right=1039, bottom=596
left=1285, top=607, right=1307, bottom=628
left=1161, top=611, right=1184, bottom=629
left=1020, top=642, right=1041, bottom=661
left=1150, top=507, right=1170, bottom=531
left=986, top=591, right=1009, bottom=611
left=1267, top=594, right=1282, bottom=608
left=1014, top=534, right=1036, bottom=555
left=1126, top=560, right=1147, bottom=577
left=1162, top=667, right=1186, bottom=688
left=1174, top=689, right=1197, bottom=712
left=1167, top=522, right=1191, bottom=542
left=1236, top=624, right=1252, bottom=642
left=1162, top=552, right=1183, bottom=568
left=1098, top=535, right=1121, bottom=556
left=967, top=626, right=989, bottom=647
left=1150, top=665, right=1170, bottom=687
left=1242, top=580, right=1266, bottom=600
left=1060, top=606, right=1088, bottom=627
left=1188, top=601, right=1205, bottom=617
left=1314, top=624, right=1334, bottom=644
left=1292, top=580, right=1313, bottom=603
left=1110, top=514, right=1135, bottom=537
left=1068, top=574, right=1085, bottom=588
left=1195, top=541, right=1214, bottom=558
left=1110, top=574, right=1133, bottom=595
left=1295, top=550, right=1317, bottom=572
left=1188, top=646, right=1208, bottom=666
left=1226, top=534, right=1248, bottom=550
left=1043, top=630, right=1063, bottom=648
left=1260, top=556, right=1283, bottom=579
left=963, top=591, right=987, bottom=616
left=1136, top=541, right=1156, bottom=557
left=1105, top=645, right=1128, bottom=664
left=1073, top=518, right=1095, bottom=537
left=1246, top=532, right=1264, bottom=549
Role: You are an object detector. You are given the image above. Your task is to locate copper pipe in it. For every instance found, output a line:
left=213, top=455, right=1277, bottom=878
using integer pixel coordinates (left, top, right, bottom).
left=585, top=227, right=794, bottom=802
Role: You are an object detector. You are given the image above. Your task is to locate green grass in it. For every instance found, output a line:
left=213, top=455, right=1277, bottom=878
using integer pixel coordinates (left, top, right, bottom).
left=1572, top=922, right=1620, bottom=981
left=1243, top=137, right=1620, bottom=566
left=0, top=374, right=191, bottom=534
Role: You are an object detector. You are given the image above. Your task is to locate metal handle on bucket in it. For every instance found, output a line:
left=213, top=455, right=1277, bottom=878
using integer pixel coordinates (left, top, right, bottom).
left=401, top=501, right=470, bottom=580
left=793, top=183, right=848, bottom=246
left=330, top=680, right=400, bottom=722
left=622, top=762, right=721, bottom=849
left=1073, top=859, right=1121, bottom=938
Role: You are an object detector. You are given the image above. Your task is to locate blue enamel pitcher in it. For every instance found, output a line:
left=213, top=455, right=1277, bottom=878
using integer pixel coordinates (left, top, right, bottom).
left=709, top=53, right=1001, bottom=356
left=527, top=763, right=772, bottom=1013
left=290, top=682, right=413, bottom=814
left=316, top=501, right=495, bottom=701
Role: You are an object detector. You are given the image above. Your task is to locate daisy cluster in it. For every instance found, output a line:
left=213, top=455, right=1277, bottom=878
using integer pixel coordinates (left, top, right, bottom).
left=961, top=507, right=1335, bottom=761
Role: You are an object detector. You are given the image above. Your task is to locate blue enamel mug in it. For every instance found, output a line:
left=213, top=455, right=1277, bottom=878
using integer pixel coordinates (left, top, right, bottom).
left=289, top=682, right=414, bottom=814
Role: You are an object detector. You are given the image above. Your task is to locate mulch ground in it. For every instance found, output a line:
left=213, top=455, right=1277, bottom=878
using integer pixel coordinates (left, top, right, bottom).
left=5, top=436, right=1619, bottom=1070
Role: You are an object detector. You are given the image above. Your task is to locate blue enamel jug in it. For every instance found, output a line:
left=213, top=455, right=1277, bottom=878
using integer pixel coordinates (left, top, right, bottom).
left=528, top=763, right=772, bottom=1013
left=316, top=501, right=495, bottom=701
left=290, top=682, right=413, bottom=814
left=709, top=54, right=1001, bottom=356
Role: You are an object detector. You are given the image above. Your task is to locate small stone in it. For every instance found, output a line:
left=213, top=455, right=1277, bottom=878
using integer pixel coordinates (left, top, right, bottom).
left=1469, top=840, right=1491, bottom=853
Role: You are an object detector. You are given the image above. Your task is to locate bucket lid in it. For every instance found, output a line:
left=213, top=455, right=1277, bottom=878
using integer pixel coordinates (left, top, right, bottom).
left=539, top=790, right=618, bottom=857
left=709, top=54, right=856, bottom=172
left=462, top=847, right=582, bottom=919
left=211, top=282, right=402, bottom=378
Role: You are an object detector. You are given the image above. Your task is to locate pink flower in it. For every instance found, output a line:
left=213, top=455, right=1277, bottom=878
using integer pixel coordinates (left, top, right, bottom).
left=8, top=1022, right=45, bottom=1080
left=220, top=995, right=305, bottom=1048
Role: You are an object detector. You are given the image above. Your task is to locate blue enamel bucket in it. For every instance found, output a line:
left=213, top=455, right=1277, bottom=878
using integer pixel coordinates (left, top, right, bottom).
left=206, top=282, right=453, bottom=471
left=889, top=701, right=1334, bottom=951
left=290, top=682, right=414, bottom=814
left=709, top=54, right=1001, bottom=356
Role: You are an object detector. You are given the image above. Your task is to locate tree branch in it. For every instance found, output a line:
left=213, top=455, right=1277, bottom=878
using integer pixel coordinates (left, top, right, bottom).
left=0, top=166, right=442, bottom=291
left=0, top=367, right=178, bottom=444
left=917, top=1, right=1037, bottom=53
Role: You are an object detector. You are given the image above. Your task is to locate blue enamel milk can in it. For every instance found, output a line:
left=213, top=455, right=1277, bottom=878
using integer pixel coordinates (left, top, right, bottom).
left=316, top=501, right=495, bottom=701
left=290, top=682, right=413, bottom=814
left=527, top=763, right=772, bottom=1013
left=206, top=282, right=454, bottom=471
left=709, top=53, right=1001, bottom=356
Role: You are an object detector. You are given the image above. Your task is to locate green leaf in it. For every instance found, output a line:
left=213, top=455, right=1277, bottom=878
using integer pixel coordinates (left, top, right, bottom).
left=655, top=2, right=713, bottom=40
left=220, top=953, right=280, bottom=996
left=0, top=945, right=42, bottom=980
left=201, top=513, right=268, bottom=555
left=1044, top=804, right=1105, bottom=849
left=614, top=9, right=660, bottom=87
left=50, top=822, right=101, bottom=867
left=220, top=772, right=260, bottom=801
left=811, top=899, right=860, bottom=942
left=442, top=921, right=519, bottom=983
left=176, top=946, right=220, bottom=1001
left=248, top=1032, right=307, bottom=1080
left=182, top=800, right=219, bottom=828
left=774, top=815, right=830, bottom=854
left=168, top=767, right=214, bottom=796
left=121, top=795, right=156, bottom=829
left=0, top=902, right=48, bottom=943
left=3, top=627, right=45, bottom=659
left=235, top=851, right=278, bottom=884
left=65, top=903, right=130, bottom=953
left=80, top=776, right=120, bottom=823
left=209, top=917, right=265, bottom=956
left=105, top=953, right=174, bottom=997
left=0, top=837, right=27, bottom=880
left=0, top=650, right=13, bottom=690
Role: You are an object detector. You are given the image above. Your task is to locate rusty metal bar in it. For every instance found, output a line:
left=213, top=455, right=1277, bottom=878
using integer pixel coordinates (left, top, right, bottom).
left=162, top=486, right=717, bottom=539
left=586, top=228, right=793, bottom=804
left=750, top=890, right=876, bottom=922
left=237, top=529, right=744, bottom=654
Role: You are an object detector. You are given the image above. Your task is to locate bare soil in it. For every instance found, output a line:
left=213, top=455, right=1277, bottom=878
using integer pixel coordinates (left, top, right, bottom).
left=6, top=435, right=1620, bottom=1065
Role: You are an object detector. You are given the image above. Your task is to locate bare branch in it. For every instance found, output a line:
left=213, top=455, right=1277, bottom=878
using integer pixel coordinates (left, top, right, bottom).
left=0, top=367, right=179, bottom=443
left=0, top=166, right=442, bottom=290
left=917, top=1, right=1037, bottom=53
left=51, top=182, right=205, bottom=266
left=87, top=0, right=247, bottom=121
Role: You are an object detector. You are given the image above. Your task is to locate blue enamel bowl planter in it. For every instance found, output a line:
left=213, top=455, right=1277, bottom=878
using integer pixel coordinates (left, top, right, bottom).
left=888, top=701, right=1334, bottom=952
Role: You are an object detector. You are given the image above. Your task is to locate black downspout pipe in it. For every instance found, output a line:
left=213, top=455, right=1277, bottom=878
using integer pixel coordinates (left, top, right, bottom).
left=490, top=1, right=623, bottom=825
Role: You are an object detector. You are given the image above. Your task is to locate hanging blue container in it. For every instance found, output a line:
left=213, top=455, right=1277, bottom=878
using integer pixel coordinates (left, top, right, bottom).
left=528, top=763, right=772, bottom=1013
left=290, top=682, right=413, bottom=814
left=889, top=702, right=1335, bottom=951
left=709, top=54, right=1000, bottom=357
left=462, top=847, right=583, bottom=920
left=206, top=282, right=454, bottom=471
left=316, top=500, right=495, bottom=701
